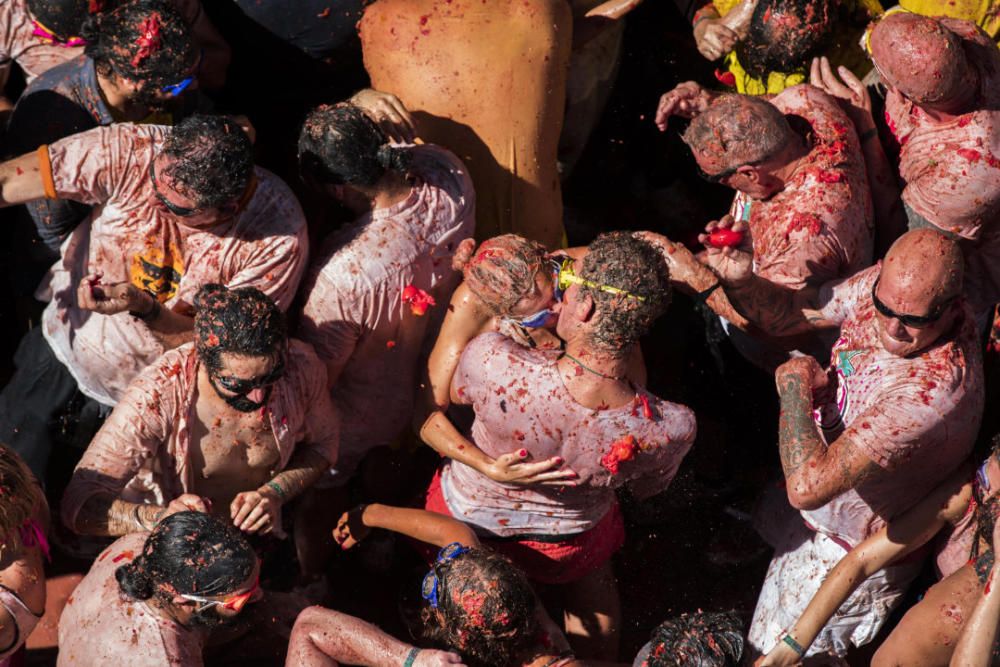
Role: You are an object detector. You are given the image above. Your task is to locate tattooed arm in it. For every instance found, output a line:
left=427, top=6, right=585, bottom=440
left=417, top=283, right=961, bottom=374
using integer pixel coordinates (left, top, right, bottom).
left=699, top=217, right=838, bottom=337
left=73, top=494, right=209, bottom=536
left=775, top=357, right=883, bottom=510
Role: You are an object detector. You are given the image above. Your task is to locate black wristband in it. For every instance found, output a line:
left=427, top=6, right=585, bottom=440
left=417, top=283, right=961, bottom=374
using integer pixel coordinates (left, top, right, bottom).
left=129, top=295, right=160, bottom=322
left=860, top=127, right=878, bottom=143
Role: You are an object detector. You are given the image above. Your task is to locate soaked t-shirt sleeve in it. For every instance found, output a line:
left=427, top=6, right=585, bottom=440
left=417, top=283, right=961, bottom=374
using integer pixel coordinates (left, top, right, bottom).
left=61, top=360, right=175, bottom=530
left=624, top=403, right=697, bottom=499
left=45, top=125, right=139, bottom=205
left=839, top=389, right=948, bottom=470
left=816, top=265, right=877, bottom=327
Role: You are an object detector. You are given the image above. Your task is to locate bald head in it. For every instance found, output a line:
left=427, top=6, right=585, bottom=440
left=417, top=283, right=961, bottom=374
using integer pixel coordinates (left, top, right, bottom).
left=882, top=229, right=964, bottom=307
left=870, top=13, right=974, bottom=106
left=682, top=94, right=792, bottom=174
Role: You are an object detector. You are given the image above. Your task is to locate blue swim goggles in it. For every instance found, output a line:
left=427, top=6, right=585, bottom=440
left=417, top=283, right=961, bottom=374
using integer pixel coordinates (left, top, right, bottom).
left=160, top=49, right=203, bottom=96
left=421, top=542, right=471, bottom=608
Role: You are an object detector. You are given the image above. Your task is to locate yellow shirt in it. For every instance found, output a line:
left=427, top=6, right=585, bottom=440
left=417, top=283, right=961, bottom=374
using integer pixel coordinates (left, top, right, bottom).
left=899, top=0, right=1000, bottom=37
left=713, top=0, right=884, bottom=95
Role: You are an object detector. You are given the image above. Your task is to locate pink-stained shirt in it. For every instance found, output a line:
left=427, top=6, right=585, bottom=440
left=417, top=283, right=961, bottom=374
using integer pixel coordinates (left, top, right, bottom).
left=440, top=333, right=696, bottom=537
left=61, top=340, right=339, bottom=531
left=728, top=85, right=874, bottom=290
left=885, top=19, right=1000, bottom=314
left=57, top=533, right=207, bottom=666
left=37, top=123, right=308, bottom=406
left=298, top=144, right=475, bottom=481
left=804, top=265, right=984, bottom=548
left=0, top=0, right=202, bottom=87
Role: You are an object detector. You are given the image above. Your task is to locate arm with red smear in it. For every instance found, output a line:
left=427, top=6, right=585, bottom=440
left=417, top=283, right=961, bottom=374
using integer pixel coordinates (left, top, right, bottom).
left=416, top=285, right=573, bottom=486
left=286, top=606, right=467, bottom=667
left=758, top=467, right=972, bottom=666
left=810, top=57, right=905, bottom=257
left=333, top=504, right=480, bottom=551
left=951, top=509, right=1000, bottom=666
left=774, top=357, right=885, bottom=510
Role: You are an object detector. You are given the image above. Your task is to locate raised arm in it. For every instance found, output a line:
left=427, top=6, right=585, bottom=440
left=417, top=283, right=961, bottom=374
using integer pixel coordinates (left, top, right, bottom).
left=758, top=468, right=972, bottom=666
left=75, top=273, right=195, bottom=349
left=700, top=217, right=838, bottom=337
left=333, top=504, right=480, bottom=552
left=0, top=152, right=48, bottom=207
left=286, top=606, right=466, bottom=667
left=415, top=285, right=571, bottom=486
left=810, top=57, right=905, bottom=256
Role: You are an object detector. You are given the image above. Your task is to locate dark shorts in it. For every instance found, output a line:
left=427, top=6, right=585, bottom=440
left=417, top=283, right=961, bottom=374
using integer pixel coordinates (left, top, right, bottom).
left=0, top=327, right=107, bottom=483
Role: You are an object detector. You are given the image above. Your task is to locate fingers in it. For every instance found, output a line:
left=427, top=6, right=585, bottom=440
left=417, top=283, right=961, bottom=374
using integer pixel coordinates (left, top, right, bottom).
left=181, top=494, right=209, bottom=513
left=238, top=502, right=267, bottom=532
left=819, top=57, right=852, bottom=100
left=383, top=95, right=416, bottom=143
left=512, top=457, right=569, bottom=478
left=809, top=56, right=823, bottom=88
left=712, top=24, right=739, bottom=54
left=232, top=493, right=254, bottom=526
left=248, top=511, right=271, bottom=534
left=522, top=469, right=580, bottom=484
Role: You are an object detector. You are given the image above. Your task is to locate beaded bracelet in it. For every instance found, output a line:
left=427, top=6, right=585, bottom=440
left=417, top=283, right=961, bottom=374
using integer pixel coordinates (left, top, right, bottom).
left=403, top=647, right=421, bottom=667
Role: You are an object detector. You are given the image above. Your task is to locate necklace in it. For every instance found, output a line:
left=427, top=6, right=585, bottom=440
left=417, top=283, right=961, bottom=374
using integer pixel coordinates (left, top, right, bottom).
left=560, top=351, right=625, bottom=381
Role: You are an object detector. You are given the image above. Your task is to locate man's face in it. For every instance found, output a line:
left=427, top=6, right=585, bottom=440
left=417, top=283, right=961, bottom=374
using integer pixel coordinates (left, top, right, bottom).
left=554, top=282, right=586, bottom=344
left=505, top=265, right=559, bottom=329
left=148, top=155, right=234, bottom=228
left=872, top=272, right=956, bottom=357
left=207, top=351, right=285, bottom=412
left=691, top=149, right=782, bottom=200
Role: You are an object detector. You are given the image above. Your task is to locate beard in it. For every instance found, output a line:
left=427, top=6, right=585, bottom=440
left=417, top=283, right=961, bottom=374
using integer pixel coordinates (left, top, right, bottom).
left=187, top=606, right=236, bottom=629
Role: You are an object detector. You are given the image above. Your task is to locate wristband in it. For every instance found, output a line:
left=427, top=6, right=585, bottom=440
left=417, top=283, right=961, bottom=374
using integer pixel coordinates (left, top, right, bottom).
left=696, top=281, right=722, bottom=303
left=859, top=127, right=878, bottom=143
left=403, top=647, right=421, bottom=667
left=129, top=295, right=160, bottom=322
left=265, top=481, right=287, bottom=500
left=782, top=634, right=805, bottom=657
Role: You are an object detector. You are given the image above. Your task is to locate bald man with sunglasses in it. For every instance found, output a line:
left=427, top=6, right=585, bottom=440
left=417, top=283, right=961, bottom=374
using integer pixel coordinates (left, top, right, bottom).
left=702, top=224, right=984, bottom=659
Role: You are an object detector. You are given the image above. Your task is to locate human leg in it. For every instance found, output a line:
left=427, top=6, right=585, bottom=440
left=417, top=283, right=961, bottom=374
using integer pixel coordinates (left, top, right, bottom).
left=562, top=559, right=621, bottom=660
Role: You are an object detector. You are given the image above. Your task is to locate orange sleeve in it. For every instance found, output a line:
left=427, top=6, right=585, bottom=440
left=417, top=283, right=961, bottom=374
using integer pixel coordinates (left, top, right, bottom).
left=36, top=145, right=56, bottom=200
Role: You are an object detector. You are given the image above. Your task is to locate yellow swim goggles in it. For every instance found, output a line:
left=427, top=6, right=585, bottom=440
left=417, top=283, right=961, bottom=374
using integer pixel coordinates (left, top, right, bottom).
left=554, top=256, right=646, bottom=302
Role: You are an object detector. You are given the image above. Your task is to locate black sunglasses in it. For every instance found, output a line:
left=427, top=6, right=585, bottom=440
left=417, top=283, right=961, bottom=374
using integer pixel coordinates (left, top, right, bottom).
left=697, top=163, right=741, bottom=184
left=871, top=277, right=955, bottom=328
left=213, top=356, right=286, bottom=395
left=149, top=159, right=198, bottom=217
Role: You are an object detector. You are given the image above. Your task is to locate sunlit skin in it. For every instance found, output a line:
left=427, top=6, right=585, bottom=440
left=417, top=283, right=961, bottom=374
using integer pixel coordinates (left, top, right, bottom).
left=690, top=141, right=807, bottom=201
left=872, top=255, right=960, bottom=358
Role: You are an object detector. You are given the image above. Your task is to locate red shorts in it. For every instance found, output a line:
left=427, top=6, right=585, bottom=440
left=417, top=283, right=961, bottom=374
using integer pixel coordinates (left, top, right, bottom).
left=424, top=468, right=625, bottom=585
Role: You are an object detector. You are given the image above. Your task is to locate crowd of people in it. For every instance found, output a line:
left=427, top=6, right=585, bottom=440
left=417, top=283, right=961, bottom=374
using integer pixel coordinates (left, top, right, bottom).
left=0, top=0, right=997, bottom=665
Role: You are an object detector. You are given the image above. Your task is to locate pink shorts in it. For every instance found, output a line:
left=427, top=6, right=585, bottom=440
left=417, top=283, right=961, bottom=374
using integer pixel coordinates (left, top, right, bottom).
left=424, top=469, right=625, bottom=585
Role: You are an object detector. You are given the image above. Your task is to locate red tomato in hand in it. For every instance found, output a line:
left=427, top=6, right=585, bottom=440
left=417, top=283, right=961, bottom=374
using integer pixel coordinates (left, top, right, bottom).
left=707, top=228, right=745, bottom=248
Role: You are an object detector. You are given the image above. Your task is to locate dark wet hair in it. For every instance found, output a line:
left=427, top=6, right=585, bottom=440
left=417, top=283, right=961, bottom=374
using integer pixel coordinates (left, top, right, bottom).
left=642, top=611, right=745, bottom=666
left=82, top=0, right=196, bottom=98
left=735, top=0, right=834, bottom=80
left=27, top=0, right=93, bottom=39
left=578, top=232, right=671, bottom=355
left=161, top=115, right=255, bottom=209
left=194, top=284, right=287, bottom=375
left=115, top=511, right=255, bottom=603
left=0, top=444, right=43, bottom=554
left=421, top=549, right=537, bottom=667
left=456, top=235, right=549, bottom=316
left=298, top=103, right=412, bottom=188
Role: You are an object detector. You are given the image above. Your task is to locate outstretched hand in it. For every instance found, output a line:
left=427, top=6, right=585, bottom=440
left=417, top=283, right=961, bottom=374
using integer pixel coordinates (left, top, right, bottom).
left=633, top=231, right=704, bottom=289
left=655, top=81, right=716, bottom=131
left=349, top=88, right=417, bottom=144
left=698, top=215, right=753, bottom=285
left=332, top=506, right=370, bottom=550
left=809, top=57, right=872, bottom=121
